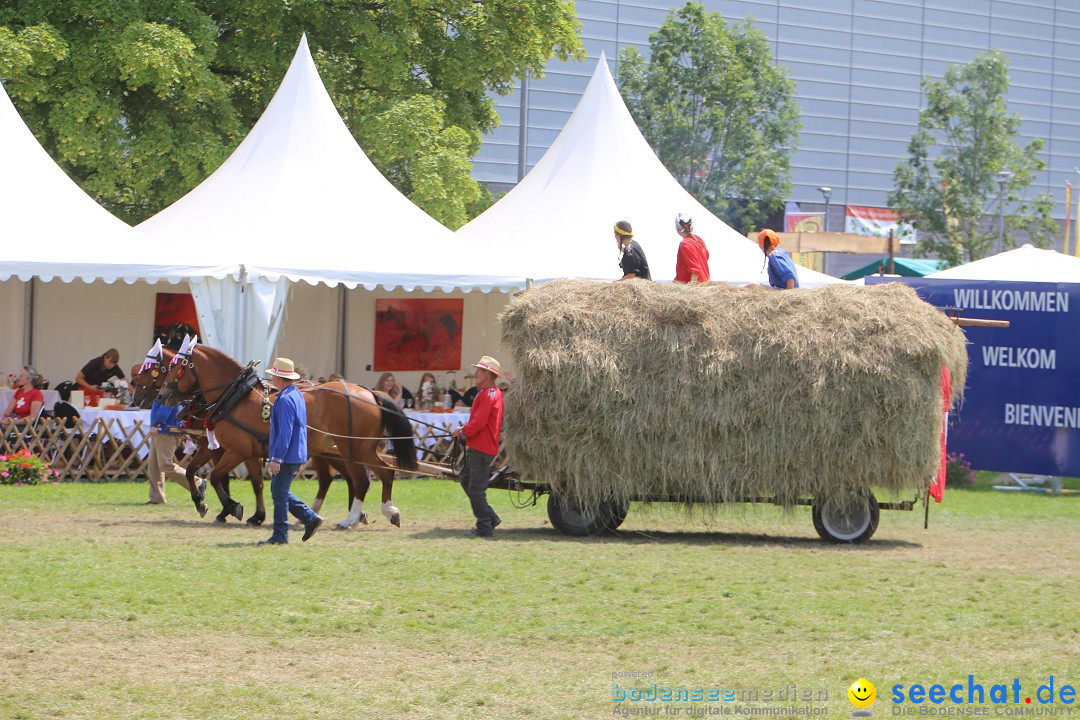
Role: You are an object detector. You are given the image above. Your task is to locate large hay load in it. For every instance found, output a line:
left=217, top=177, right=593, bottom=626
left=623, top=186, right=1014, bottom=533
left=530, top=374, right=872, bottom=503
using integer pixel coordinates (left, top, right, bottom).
left=499, top=280, right=968, bottom=541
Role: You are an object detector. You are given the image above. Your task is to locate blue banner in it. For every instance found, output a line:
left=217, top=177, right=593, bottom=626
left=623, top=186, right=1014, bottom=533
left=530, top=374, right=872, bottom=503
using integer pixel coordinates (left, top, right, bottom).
left=866, top=277, right=1080, bottom=477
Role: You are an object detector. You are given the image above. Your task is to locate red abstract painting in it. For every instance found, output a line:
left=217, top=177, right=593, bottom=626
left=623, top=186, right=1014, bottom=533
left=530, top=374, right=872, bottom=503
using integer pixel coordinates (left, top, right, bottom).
left=374, top=298, right=463, bottom=371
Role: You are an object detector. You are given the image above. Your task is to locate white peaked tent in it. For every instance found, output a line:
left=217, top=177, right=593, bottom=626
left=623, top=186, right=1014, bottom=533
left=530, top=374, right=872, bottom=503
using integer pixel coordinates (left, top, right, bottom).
left=458, top=55, right=843, bottom=288
left=0, top=80, right=237, bottom=383
left=0, top=81, right=231, bottom=283
left=139, top=36, right=525, bottom=369
left=927, top=244, right=1080, bottom=283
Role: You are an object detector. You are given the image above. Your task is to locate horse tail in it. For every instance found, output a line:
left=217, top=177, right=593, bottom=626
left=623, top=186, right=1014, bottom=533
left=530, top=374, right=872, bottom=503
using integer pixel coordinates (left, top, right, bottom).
left=374, top=393, right=418, bottom=471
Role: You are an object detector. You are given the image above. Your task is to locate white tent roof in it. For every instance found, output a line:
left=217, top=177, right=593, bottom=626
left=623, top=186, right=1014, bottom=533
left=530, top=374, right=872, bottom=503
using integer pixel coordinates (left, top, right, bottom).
left=138, top=36, right=524, bottom=293
left=0, top=81, right=230, bottom=283
left=927, top=244, right=1080, bottom=283
left=458, top=55, right=843, bottom=288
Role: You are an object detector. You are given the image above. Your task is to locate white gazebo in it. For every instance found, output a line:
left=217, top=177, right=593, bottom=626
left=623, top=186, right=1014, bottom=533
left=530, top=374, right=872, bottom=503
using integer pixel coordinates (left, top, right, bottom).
left=139, top=36, right=525, bottom=373
left=458, top=55, right=843, bottom=288
left=0, top=80, right=235, bottom=382
left=927, top=244, right=1080, bottom=283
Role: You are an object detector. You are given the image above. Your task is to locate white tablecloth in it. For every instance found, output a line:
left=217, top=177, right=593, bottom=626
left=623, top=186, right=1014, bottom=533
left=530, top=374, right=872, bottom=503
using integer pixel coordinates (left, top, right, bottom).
left=79, top=408, right=153, bottom=458
left=406, top=411, right=468, bottom=443
left=0, top=388, right=62, bottom=414
left=404, top=410, right=469, bottom=463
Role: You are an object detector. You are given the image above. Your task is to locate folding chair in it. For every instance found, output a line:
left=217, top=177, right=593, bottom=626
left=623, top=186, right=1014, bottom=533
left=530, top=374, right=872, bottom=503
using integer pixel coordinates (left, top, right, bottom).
left=993, top=473, right=1064, bottom=496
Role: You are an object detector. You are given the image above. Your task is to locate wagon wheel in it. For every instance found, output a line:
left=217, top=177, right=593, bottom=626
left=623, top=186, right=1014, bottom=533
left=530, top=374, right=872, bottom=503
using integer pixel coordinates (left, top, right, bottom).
left=812, top=490, right=879, bottom=543
left=547, top=491, right=629, bottom=537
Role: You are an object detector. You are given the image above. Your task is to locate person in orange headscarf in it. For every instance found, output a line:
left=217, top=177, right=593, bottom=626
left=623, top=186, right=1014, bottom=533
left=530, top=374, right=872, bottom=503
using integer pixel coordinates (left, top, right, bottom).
left=757, top=229, right=799, bottom=290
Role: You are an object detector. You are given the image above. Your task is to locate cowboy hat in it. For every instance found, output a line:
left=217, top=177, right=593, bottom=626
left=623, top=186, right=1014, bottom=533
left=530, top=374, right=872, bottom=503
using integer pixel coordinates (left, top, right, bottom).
left=472, top=355, right=501, bottom=377
left=266, top=357, right=301, bottom=380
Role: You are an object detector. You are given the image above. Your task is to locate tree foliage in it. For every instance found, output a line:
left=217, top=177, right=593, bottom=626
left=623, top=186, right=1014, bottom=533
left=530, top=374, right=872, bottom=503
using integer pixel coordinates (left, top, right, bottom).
left=616, top=2, right=800, bottom=233
left=0, top=1, right=581, bottom=227
left=889, top=50, right=1056, bottom=266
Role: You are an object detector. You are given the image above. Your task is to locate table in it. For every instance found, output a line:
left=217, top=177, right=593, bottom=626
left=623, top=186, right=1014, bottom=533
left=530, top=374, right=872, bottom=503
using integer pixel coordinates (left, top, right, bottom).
left=405, top=410, right=469, bottom=462
left=79, top=407, right=153, bottom=459
left=0, top=388, right=62, bottom=414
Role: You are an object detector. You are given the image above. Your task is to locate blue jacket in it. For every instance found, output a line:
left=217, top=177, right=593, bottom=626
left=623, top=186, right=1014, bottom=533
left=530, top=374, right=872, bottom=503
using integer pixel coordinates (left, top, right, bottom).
left=767, top=248, right=800, bottom=289
left=150, top=400, right=180, bottom=430
left=268, top=383, right=308, bottom=464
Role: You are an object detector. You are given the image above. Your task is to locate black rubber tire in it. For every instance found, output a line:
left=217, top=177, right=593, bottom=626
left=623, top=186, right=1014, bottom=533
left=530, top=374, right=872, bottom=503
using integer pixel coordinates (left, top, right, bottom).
left=812, top=491, right=879, bottom=543
left=547, top=492, right=628, bottom=536
left=606, top=498, right=630, bottom=531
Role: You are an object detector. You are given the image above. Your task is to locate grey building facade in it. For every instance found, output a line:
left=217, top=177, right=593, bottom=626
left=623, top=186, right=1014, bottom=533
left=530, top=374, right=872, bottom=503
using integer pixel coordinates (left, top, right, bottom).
left=472, top=0, right=1080, bottom=253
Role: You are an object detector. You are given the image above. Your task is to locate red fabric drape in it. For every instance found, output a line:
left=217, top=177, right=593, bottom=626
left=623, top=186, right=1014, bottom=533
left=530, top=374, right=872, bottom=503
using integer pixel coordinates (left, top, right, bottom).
left=931, top=365, right=951, bottom=503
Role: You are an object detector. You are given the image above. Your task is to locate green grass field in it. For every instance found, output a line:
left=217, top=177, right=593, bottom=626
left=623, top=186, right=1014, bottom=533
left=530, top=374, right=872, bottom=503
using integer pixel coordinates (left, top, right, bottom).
left=1, top=473, right=1078, bottom=720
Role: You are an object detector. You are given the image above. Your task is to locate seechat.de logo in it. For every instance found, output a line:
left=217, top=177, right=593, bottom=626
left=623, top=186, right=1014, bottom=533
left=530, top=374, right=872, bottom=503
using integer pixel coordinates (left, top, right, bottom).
left=849, top=678, right=877, bottom=717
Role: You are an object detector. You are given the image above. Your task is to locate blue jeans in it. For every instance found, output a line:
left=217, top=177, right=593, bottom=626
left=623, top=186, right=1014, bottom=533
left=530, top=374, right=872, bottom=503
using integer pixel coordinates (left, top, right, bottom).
left=269, top=463, right=319, bottom=542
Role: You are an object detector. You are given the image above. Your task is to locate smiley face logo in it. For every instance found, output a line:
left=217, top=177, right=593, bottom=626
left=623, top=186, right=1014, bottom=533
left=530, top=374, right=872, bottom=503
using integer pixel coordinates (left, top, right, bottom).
left=848, top=678, right=876, bottom=715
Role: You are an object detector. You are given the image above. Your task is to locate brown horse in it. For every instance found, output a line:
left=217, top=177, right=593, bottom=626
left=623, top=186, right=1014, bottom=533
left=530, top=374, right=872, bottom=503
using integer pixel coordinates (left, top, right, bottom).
left=157, top=344, right=418, bottom=529
left=131, top=347, right=268, bottom=525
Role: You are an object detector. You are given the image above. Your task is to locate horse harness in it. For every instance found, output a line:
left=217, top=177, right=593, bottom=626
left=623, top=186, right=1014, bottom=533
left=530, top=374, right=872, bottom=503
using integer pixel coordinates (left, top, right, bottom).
left=167, top=357, right=272, bottom=449
left=168, top=355, right=426, bottom=467
left=206, top=362, right=273, bottom=447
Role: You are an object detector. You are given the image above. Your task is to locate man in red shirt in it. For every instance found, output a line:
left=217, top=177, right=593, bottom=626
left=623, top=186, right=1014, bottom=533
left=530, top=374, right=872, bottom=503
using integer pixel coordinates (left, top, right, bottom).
left=673, top=213, right=710, bottom=283
left=2, top=367, right=44, bottom=429
left=453, top=355, right=505, bottom=538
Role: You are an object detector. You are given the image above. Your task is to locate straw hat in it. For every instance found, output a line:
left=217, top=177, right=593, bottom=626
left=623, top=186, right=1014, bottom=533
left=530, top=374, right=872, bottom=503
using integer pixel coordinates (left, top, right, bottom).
left=266, top=357, right=301, bottom=380
left=472, top=355, right=501, bottom=377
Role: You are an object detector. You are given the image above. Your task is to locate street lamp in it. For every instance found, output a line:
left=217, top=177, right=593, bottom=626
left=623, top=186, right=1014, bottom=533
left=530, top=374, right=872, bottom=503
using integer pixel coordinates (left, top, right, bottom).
left=817, top=186, right=832, bottom=232
left=996, top=170, right=1012, bottom=253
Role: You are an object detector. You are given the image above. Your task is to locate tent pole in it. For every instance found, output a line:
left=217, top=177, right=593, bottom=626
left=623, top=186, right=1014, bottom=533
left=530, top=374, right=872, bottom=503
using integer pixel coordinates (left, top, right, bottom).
left=337, top=285, right=347, bottom=376
left=517, top=71, right=530, bottom=182
left=237, top=265, right=247, bottom=363
left=23, top=277, right=35, bottom=366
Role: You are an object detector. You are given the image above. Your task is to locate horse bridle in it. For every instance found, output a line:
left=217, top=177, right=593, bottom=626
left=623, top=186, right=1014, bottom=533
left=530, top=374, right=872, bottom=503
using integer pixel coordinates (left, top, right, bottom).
left=162, top=353, right=231, bottom=406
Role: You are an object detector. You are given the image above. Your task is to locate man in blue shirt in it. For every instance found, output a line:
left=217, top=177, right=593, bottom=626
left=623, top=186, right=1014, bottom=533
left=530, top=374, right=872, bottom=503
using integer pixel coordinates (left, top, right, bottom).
left=147, top=397, right=205, bottom=504
left=142, top=339, right=205, bottom=504
left=758, top=228, right=800, bottom=289
left=260, top=357, right=322, bottom=545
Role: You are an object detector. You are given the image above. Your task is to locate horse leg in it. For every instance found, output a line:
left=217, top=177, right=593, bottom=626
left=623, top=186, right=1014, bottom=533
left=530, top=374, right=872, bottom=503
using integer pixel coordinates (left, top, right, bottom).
left=185, top=445, right=213, bottom=518
left=309, top=456, right=335, bottom=518
left=214, top=476, right=233, bottom=523
left=245, top=459, right=266, bottom=526
left=372, top=464, right=401, bottom=527
left=334, top=460, right=370, bottom=530
left=193, top=446, right=230, bottom=523
left=207, top=449, right=245, bottom=522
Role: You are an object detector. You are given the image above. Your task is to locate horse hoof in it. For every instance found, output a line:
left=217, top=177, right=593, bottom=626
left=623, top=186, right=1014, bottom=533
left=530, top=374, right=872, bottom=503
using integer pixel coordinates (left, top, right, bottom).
left=335, top=522, right=351, bottom=531
left=232, top=503, right=244, bottom=522
left=390, top=512, right=401, bottom=528
left=197, top=504, right=209, bottom=518
left=246, top=512, right=265, bottom=527
left=359, top=512, right=369, bottom=525
left=213, top=516, right=227, bottom=524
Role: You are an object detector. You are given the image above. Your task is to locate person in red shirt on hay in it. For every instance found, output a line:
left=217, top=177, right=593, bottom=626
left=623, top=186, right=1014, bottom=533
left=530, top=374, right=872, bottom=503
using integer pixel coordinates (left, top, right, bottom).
left=453, top=355, right=504, bottom=538
left=673, top=213, right=710, bottom=283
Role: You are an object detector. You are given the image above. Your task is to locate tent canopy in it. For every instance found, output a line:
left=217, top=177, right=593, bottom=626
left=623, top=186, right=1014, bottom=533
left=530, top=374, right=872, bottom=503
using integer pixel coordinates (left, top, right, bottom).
left=841, top=257, right=947, bottom=281
left=458, top=55, right=844, bottom=288
left=0, top=81, right=233, bottom=284
left=138, top=36, right=524, bottom=294
left=927, top=244, right=1080, bottom=283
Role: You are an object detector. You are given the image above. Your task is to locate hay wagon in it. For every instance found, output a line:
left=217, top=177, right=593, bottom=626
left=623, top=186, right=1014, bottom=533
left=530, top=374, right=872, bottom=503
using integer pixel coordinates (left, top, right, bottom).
left=490, top=279, right=970, bottom=544
left=392, top=439, right=903, bottom=542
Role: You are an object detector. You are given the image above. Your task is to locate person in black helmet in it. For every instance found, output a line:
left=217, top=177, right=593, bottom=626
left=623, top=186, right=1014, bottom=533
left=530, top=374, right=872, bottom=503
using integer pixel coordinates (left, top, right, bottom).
left=614, top=220, right=651, bottom=280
